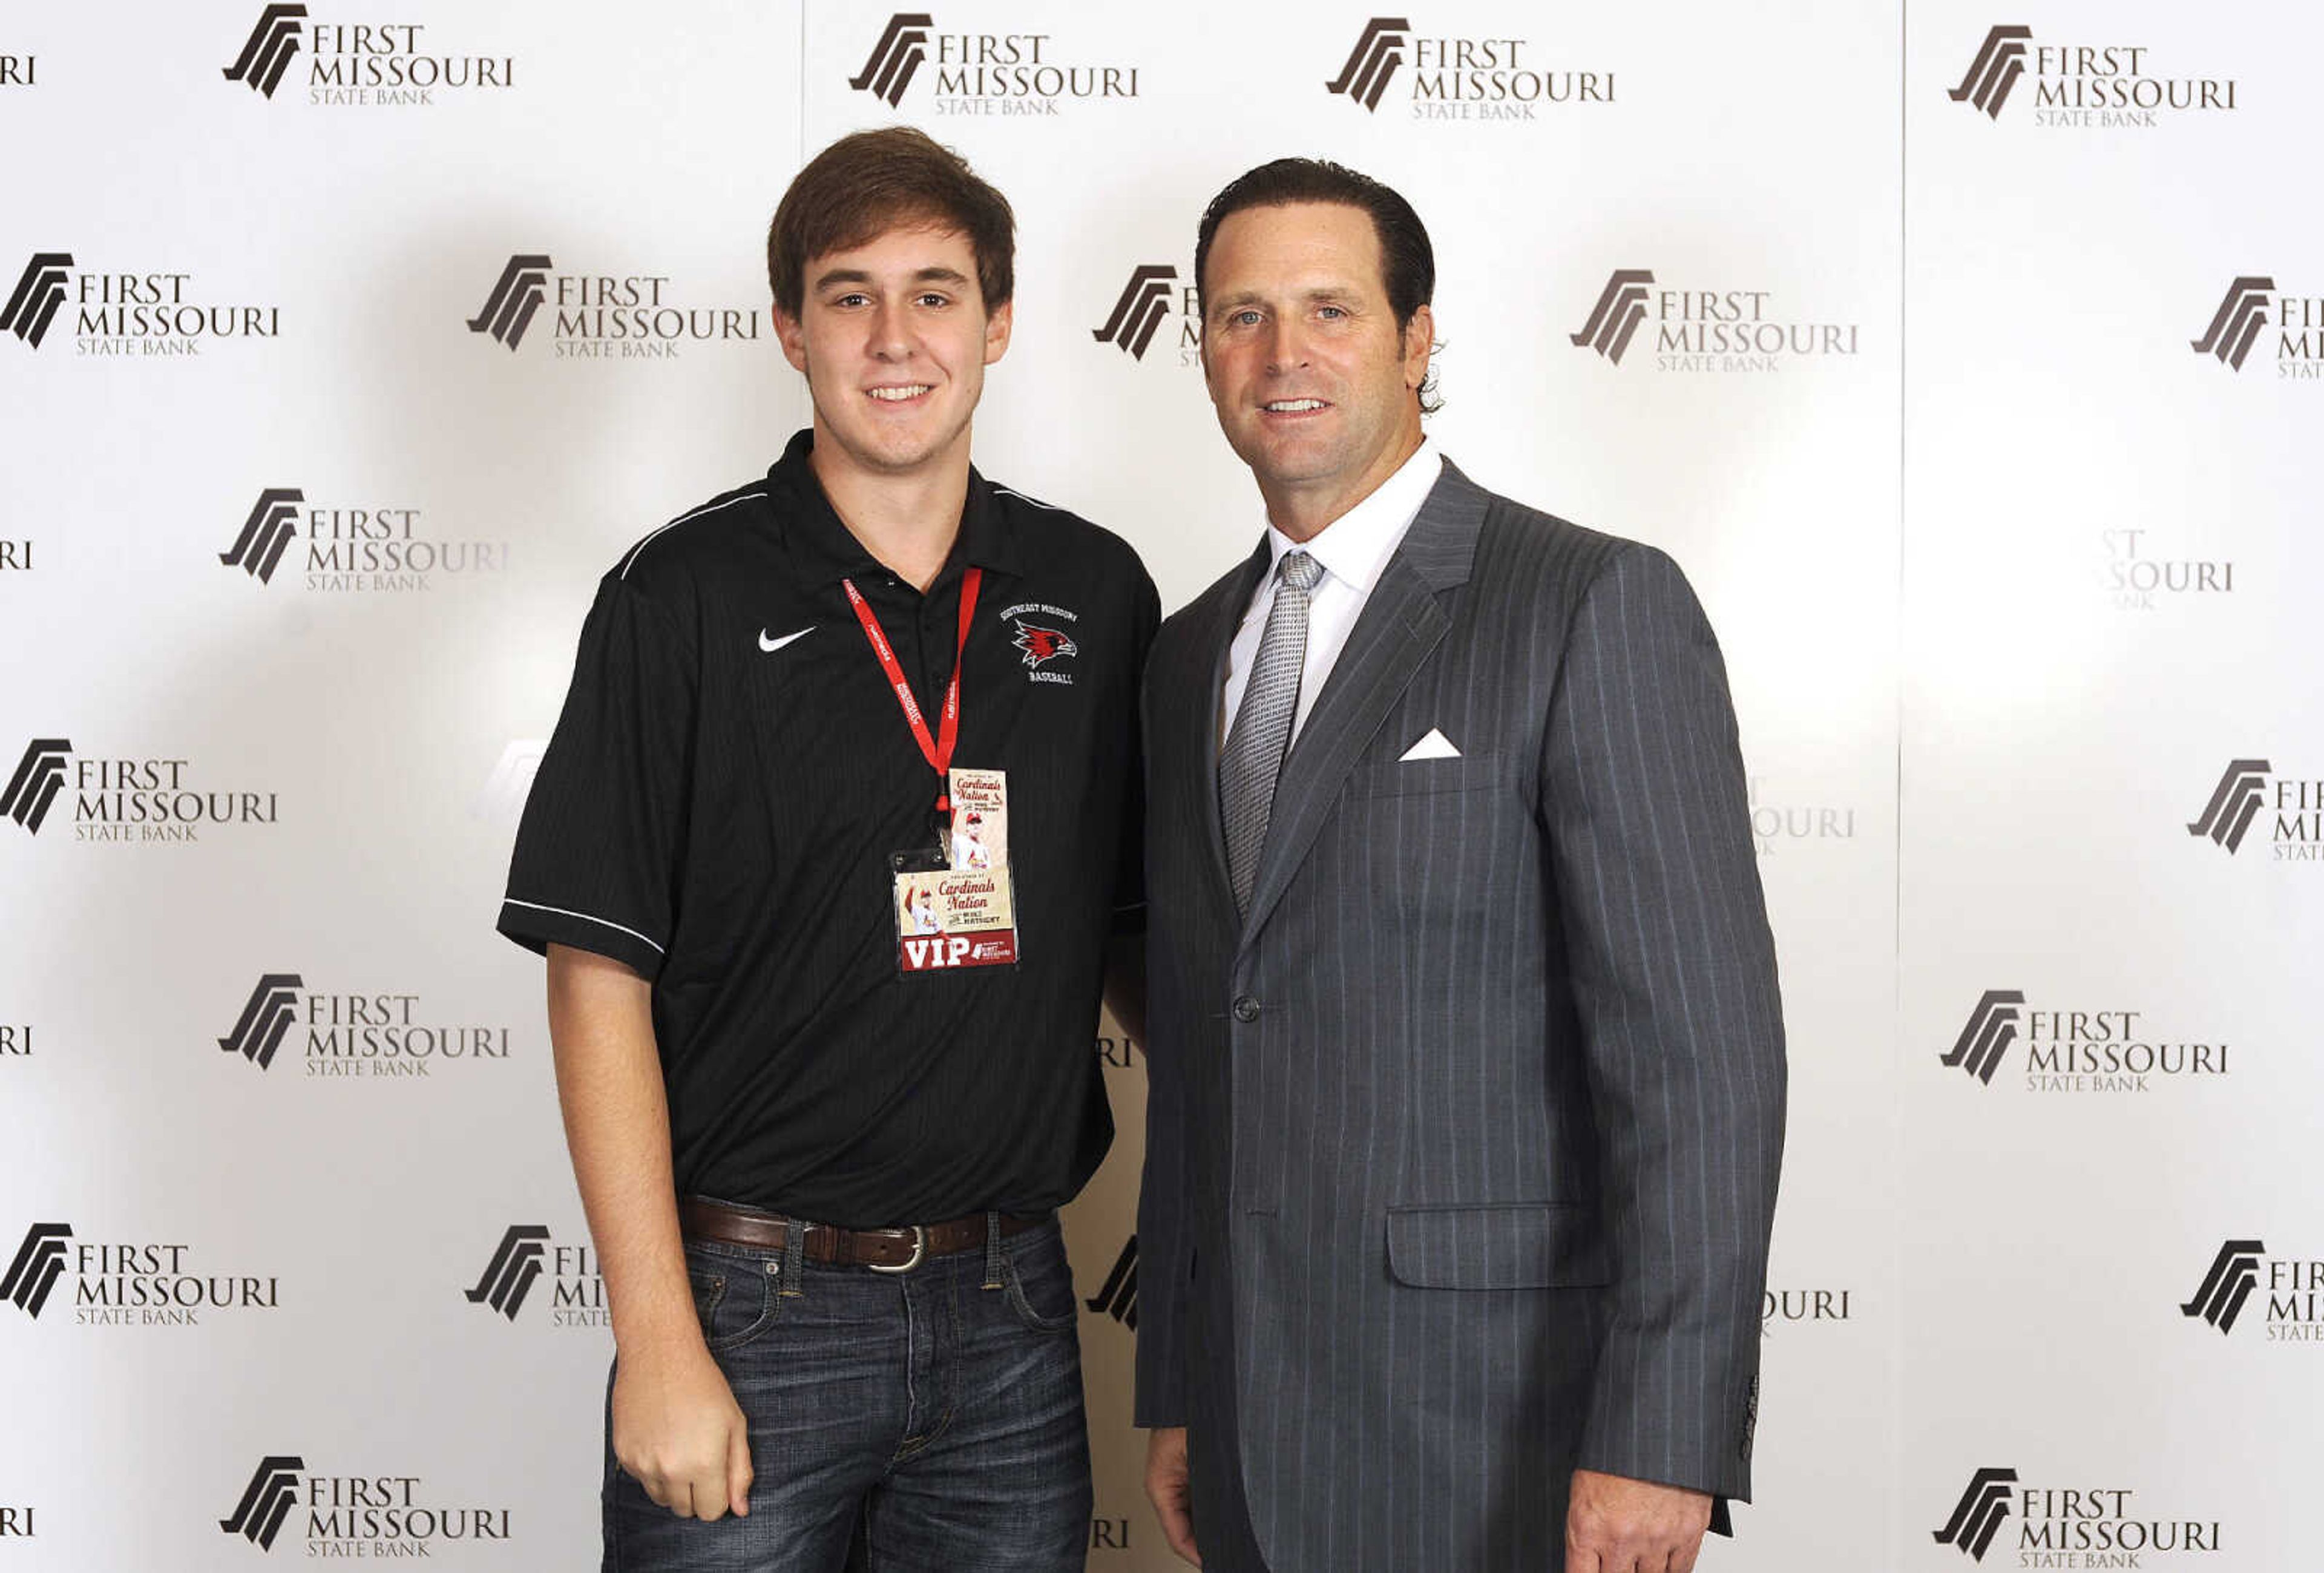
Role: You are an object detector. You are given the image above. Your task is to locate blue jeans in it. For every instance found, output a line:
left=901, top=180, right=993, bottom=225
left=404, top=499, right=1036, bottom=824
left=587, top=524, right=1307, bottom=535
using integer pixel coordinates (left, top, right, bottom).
left=602, top=1216, right=1092, bottom=1572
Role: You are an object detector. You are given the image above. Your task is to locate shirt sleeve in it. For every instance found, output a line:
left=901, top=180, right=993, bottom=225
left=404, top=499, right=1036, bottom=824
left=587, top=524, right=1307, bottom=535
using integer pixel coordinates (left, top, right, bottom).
left=497, top=572, right=697, bottom=979
left=1110, top=566, right=1163, bottom=936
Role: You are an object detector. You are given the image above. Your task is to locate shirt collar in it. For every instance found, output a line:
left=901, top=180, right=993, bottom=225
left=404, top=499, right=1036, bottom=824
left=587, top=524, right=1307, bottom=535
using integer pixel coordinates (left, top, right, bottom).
left=1260, top=438, right=1442, bottom=594
left=766, top=428, right=1023, bottom=588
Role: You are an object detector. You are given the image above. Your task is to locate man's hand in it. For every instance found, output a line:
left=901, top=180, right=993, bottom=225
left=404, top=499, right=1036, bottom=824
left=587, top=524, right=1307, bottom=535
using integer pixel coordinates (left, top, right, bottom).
left=1566, top=1467, right=1713, bottom=1573
left=1144, top=1427, right=1201, bottom=1566
left=612, top=1338, right=753, bottom=1521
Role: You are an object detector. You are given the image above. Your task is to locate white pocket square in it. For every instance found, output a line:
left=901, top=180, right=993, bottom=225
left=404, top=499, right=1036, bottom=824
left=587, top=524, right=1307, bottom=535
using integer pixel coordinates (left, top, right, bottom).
left=1397, top=728, right=1461, bottom=762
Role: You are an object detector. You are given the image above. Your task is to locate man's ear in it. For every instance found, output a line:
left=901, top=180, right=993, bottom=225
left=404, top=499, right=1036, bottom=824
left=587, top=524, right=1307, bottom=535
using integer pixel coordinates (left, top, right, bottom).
left=773, top=303, right=809, bottom=374
left=983, top=298, right=1014, bottom=366
left=1402, top=302, right=1435, bottom=391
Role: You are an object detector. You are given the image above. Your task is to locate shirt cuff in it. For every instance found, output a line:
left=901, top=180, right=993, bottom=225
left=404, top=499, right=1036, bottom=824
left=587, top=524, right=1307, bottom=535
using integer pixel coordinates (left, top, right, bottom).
left=497, top=896, right=666, bottom=980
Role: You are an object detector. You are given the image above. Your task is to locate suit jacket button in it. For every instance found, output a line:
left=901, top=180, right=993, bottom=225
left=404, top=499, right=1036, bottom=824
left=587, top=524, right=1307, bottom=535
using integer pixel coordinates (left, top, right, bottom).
left=1232, top=996, right=1260, bottom=1022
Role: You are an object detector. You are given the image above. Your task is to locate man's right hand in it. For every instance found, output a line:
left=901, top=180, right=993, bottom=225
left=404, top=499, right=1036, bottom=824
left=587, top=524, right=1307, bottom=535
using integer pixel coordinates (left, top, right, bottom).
left=1144, top=1426, right=1201, bottom=1566
left=611, top=1338, right=754, bottom=1521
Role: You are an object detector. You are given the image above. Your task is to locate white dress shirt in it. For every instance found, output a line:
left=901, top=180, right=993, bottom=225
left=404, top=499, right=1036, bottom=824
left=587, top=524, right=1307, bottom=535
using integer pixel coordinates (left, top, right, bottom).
left=1219, top=440, right=1443, bottom=747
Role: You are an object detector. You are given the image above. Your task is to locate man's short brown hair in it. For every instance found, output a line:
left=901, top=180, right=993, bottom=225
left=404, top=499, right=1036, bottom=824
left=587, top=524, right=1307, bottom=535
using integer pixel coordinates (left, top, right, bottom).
left=767, top=128, right=1015, bottom=318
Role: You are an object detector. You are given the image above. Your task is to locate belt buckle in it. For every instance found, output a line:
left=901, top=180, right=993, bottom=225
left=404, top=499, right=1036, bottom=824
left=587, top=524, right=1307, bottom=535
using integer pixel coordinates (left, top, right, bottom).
left=866, top=1224, right=926, bottom=1275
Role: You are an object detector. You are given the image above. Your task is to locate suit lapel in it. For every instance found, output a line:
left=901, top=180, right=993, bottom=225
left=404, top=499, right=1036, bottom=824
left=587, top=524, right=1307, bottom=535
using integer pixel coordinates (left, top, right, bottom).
left=1236, top=461, right=1489, bottom=945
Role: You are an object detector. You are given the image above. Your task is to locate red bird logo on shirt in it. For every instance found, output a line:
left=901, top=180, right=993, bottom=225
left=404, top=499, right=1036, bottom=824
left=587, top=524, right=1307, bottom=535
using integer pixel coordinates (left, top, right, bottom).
left=1013, top=623, right=1079, bottom=668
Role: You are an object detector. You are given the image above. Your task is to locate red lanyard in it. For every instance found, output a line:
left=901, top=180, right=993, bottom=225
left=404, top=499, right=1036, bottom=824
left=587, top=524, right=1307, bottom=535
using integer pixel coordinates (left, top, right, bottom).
left=841, top=565, right=982, bottom=815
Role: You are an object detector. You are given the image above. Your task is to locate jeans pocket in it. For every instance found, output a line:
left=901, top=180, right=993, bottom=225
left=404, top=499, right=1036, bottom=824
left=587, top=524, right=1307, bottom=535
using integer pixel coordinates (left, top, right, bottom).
left=1002, top=1231, right=1080, bottom=1334
left=688, top=1253, right=780, bottom=1353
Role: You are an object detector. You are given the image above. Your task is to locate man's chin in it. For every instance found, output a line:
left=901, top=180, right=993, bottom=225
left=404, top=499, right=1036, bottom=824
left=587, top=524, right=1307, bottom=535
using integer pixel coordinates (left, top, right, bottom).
left=819, top=417, right=966, bottom=479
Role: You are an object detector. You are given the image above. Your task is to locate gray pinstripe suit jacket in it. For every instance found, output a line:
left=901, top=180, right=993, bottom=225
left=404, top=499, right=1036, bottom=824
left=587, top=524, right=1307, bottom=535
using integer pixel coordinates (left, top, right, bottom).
left=1135, top=459, right=1786, bottom=1572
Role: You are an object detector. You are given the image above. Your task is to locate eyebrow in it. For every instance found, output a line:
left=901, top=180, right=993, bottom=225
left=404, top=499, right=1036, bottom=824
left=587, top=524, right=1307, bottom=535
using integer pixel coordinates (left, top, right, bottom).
left=1206, top=284, right=1364, bottom=318
left=812, top=264, right=974, bottom=293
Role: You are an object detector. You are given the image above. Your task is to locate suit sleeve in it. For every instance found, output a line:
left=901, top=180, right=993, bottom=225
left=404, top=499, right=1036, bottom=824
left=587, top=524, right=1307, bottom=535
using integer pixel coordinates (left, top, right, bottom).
left=1132, top=647, right=1191, bottom=1428
left=1538, top=543, right=1786, bottom=1504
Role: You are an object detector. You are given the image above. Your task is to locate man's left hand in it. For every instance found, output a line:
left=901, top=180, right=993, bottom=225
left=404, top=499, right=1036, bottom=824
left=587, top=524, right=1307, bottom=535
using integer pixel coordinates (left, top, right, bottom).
left=1565, top=1468, right=1713, bottom=1573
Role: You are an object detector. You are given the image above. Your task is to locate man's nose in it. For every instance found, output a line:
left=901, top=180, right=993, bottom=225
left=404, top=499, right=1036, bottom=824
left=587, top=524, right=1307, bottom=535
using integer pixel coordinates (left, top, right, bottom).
left=1264, top=318, right=1307, bottom=372
left=867, top=299, right=910, bottom=358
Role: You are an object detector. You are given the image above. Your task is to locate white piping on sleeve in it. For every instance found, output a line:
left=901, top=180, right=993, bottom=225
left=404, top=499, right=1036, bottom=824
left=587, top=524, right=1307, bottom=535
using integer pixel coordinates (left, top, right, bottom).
left=501, top=898, right=668, bottom=954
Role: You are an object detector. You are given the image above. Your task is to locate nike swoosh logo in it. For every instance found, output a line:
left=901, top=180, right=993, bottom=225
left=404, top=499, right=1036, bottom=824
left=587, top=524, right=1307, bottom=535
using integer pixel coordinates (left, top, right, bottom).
left=758, top=626, right=815, bottom=654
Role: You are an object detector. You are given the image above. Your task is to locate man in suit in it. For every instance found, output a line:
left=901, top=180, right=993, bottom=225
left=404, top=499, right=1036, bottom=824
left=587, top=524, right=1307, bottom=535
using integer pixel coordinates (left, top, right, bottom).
left=1137, top=158, right=1787, bottom=1573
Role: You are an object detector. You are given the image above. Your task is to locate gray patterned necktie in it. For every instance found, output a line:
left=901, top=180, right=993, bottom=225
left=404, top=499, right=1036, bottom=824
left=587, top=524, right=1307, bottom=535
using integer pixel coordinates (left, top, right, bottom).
left=1220, top=550, right=1324, bottom=914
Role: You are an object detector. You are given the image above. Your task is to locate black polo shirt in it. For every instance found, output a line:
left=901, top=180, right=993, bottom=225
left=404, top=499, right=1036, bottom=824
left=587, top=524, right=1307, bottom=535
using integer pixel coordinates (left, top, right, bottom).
left=499, top=430, right=1157, bottom=1228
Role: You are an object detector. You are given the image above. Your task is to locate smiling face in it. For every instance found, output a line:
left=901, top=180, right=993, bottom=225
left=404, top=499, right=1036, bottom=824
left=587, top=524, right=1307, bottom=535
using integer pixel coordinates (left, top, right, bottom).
left=1199, top=200, right=1432, bottom=536
left=774, top=223, right=1013, bottom=486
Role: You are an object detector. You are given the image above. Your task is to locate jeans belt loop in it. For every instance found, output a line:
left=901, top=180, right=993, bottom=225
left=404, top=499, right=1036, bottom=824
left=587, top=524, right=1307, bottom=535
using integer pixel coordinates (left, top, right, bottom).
left=982, top=1210, right=1005, bottom=1290
left=780, top=1215, right=808, bottom=1296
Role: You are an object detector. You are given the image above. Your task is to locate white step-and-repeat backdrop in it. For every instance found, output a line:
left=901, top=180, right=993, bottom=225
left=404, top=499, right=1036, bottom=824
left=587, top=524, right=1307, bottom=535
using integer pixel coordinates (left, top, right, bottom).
left=3, top=2, right=2316, bottom=1568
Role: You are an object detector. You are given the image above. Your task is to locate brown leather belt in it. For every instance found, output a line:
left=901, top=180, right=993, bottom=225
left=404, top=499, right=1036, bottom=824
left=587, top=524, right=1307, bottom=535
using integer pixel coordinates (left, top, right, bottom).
left=678, top=1196, right=1048, bottom=1273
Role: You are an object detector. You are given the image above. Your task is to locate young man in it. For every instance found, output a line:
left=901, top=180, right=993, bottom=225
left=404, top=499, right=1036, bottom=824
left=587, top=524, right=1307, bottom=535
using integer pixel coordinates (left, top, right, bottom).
left=1135, top=159, right=1786, bottom=1573
left=499, top=128, right=1155, bottom=1572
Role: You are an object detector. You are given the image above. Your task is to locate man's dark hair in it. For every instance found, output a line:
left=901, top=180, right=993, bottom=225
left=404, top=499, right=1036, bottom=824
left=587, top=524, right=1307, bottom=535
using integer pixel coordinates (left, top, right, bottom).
left=767, top=128, right=1015, bottom=318
left=1193, top=157, right=1439, bottom=411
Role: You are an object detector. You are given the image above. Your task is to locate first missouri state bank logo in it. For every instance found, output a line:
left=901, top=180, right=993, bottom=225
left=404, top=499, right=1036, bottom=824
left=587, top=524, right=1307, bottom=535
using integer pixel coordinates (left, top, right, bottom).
left=1092, top=262, right=1205, bottom=367
left=468, top=254, right=552, bottom=347
left=1943, top=990, right=2024, bottom=1085
left=220, top=1454, right=512, bottom=1552
left=1, top=739, right=70, bottom=834
left=466, top=254, right=759, bottom=358
left=465, top=1226, right=548, bottom=1318
left=222, top=5, right=305, bottom=97
left=220, top=489, right=302, bottom=584
left=2187, top=760, right=2270, bottom=854
left=2191, top=278, right=2273, bottom=372
left=2182, top=1240, right=2265, bottom=1335
left=3, top=1220, right=280, bottom=1326
left=851, top=13, right=931, bottom=105
left=471, top=739, right=546, bottom=824
left=3, top=738, right=278, bottom=843
left=1571, top=268, right=1860, bottom=372
left=1326, top=19, right=1407, bottom=111
left=2187, top=758, right=2324, bottom=861
left=222, top=4, right=515, bottom=106
left=464, top=1224, right=605, bottom=1325
left=2190, top=277, right=2324, bottom=378
left=221, top=1457, right=306, bottom=1551
left=0, top=253, right=71, bottom=349
left=847, top=12, right=1138, bottom=113
left=215, top=971, right=511, bottom=1078
left=1942, top=990, right=2228, bottom=1092
left=1084, top=1236, right=1137, bottom=1329
left=1324, top=17, right=1611, bottom=121
left=1, top=252, right=280, bottom=355
left=1934, top=1468, right=2017, bottom=1562
left=218, top=976, right=303, bottom=1070
left=1932, top=1466, right=2223, bottom=1562
left=1948, top=26, right=2028, bottom=117
left=220, top=485, right=506, bottom=593
left=2182, top=1238, right=2324, bottom=1344
left=1947, top=25, right=2236, bottom=128
left=1, top=1223, right=70, bottom=1318
left=1091, top=264, right=1170, bottom=358
left=1571, top=269, right=1653, bottom=363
